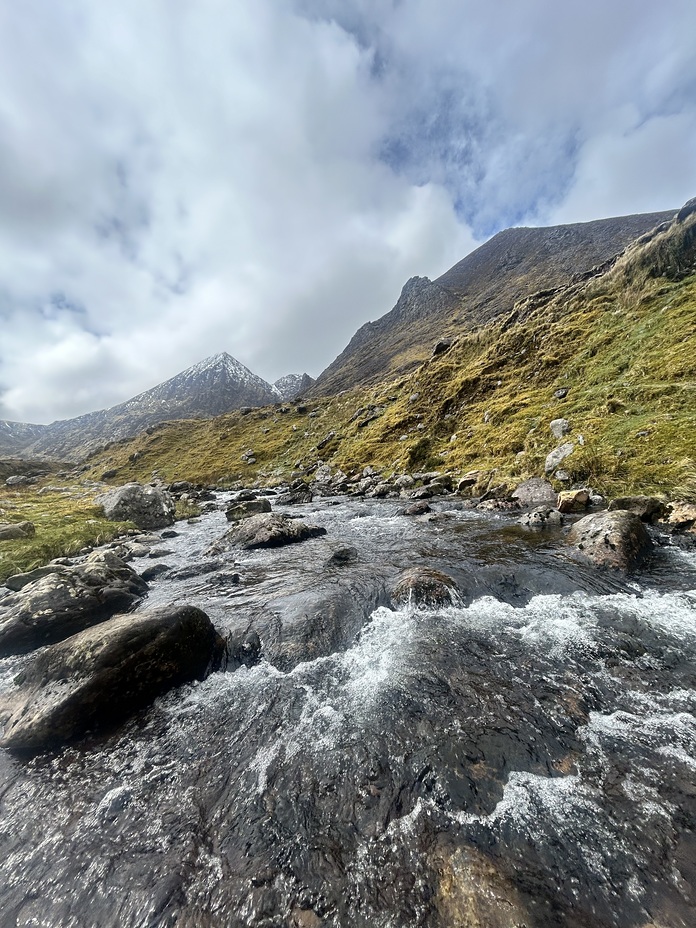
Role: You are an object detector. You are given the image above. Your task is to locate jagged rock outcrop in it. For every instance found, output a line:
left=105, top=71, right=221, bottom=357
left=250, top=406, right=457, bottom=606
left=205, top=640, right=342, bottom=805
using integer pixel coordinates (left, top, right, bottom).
left=273, top=373, right=315, bottom=400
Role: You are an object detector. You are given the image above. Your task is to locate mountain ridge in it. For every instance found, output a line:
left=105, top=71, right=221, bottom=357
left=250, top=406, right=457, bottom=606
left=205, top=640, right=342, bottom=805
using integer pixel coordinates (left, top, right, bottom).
left=0, top=353, right=313, bottom=461
left=308, top=209, right=677, bottom=397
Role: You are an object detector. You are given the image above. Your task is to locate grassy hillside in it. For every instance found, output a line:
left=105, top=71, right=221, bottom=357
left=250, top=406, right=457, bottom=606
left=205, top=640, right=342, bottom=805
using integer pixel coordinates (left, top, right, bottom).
left=83, top=208, right=696, bottom=501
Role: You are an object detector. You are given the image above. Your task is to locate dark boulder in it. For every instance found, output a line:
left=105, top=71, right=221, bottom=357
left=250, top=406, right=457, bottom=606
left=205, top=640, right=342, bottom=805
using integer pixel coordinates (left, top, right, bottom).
left=95, top=483, right=175, bottom=529
left=401, top=501, right=432, bottom=516
left=567, top=510, right=653, bottom=570
left=0, top=551, right=148, bottom=656
left=390, top=568, right=460, bottom=609
left=608, top=495, right=668, bottom=523
left=211, top=513, right=327, bottom=552
left=225, top=499, right=272, bottom=522
left=0, top=604, right=222, bottom=753
left=277, top=489, right=313, bottom=505
left=324, top=546, right=358, bottom=568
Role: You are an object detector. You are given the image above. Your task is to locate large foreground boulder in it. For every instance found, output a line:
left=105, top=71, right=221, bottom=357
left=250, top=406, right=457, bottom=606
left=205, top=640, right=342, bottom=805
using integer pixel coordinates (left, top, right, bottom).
left=567, top=510, right=653, bottom=570
left=95, top=483, right=175, bottom=529
left=0, top=604, right=222, bottom=753
left=211, top=513, right=327, bottom=551
left=0, top=551, right=148, bottom=656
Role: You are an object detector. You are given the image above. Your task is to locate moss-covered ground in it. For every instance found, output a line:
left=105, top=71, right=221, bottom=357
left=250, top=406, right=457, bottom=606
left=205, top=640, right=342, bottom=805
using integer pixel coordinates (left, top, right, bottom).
left=0, top=484, right=136, bottom=583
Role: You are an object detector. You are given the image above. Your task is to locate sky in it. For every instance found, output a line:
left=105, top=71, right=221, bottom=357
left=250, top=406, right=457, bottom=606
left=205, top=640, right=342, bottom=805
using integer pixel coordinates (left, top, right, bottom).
left=1, top=0, right=695, bottom=424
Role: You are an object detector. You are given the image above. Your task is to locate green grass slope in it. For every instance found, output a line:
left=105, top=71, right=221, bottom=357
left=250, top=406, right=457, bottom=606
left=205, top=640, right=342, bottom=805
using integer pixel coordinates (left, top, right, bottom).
left=82, top=205, right=696, bottom=502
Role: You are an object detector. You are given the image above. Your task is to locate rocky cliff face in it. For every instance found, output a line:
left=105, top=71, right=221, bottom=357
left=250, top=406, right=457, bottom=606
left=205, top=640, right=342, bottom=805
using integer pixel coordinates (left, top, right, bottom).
left=273, top=373, right=316, bottom=400
left=309, top=209, right=676, bottom=396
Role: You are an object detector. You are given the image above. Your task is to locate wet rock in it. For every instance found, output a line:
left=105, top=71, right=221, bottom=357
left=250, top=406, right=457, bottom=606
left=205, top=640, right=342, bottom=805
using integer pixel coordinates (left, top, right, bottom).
left=0, top=521, right=35, bottom=541
left=511, top=478, right=557, bottom=506
left=519, top=506, right=564, bottom=528
left=406, top=487, right=434, bottom=501
left=557, top=489, right=590, bottom=514
left=429, top=475, right=454, bottom=493
left=365, top=482, right=393, bottom=499
left=544, top=442, right=575, bottom=474
left=234, top=489, right=258, bottom=502
left=170, top=560, right=223, bottom=580
left=95, top=483, right=175, bottom=530
left=277, top=489, right=313, bottom=505
left=401, top=501, right=432, bottom=516
left=567, top=510, right=653, bottom=570
left=0, top=551, right=148, bottom=656
left=390, top=568, right=460, bottom=609
left=226, top=628, right=262, bottom=670
left=476, top=499, right=520, bottom=512
left=225, top=499, right=272, bottom=522
left=160, top=529, right=179, bottom=539
left=324, top=546, right=358, bottom=568
left=608, top=495, right=668, bottom=523
left=211, top=513, right=327, bottom=551
left=549, top=418, right=571, bottom=439
left=0, top=604, right=222, bottom=754
left=139, top=564, right=171, bottom=582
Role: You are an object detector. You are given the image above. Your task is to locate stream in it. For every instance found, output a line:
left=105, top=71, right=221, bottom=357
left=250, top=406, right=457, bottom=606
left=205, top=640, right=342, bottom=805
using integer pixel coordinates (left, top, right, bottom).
left=1, top=494, right=695, bottom=927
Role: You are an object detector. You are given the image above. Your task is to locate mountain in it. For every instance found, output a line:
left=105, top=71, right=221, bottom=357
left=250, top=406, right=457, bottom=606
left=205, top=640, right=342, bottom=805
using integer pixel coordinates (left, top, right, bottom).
left=0, top=420, right=48, bottom=457
left=1, top=352, right=282, bottom=461
left=273, top=373, right=316, bottom=400
left=308, top=209, right=677, bottom=396
left=85, top=199, right=696, bottom=499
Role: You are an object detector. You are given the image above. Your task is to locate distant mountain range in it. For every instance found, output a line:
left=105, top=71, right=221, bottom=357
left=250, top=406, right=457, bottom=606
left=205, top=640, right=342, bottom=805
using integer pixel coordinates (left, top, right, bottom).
left=0, top=353, right=315, bottom=461
left=308, top=209, right=677, bottom=395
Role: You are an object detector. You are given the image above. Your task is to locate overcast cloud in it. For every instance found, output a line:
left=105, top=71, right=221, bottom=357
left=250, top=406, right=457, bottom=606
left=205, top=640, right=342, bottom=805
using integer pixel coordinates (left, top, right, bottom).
left=1, top=0, right=695, bottom=423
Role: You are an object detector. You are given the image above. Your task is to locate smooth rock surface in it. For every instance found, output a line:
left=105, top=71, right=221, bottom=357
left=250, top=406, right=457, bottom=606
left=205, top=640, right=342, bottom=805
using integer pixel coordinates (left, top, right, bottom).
left=545, top=442, right=575, bottom=474
left=0, top=604, right=222, bottom=753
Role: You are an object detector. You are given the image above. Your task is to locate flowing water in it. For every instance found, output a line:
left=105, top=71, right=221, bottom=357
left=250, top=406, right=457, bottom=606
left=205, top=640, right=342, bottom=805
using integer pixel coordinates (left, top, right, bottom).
left=1, top=496, right=695, bottom=927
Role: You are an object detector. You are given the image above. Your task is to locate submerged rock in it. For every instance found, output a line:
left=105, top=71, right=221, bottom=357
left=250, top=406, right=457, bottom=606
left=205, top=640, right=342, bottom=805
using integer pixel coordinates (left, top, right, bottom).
left=0, top=551, right=148, bottom=656
left=391, top=568, right=460, bottom=609
left=567, top=510, right=653, bottom=570
left=0, top=604, right=222, bottom=753
left=95, top=483, right=175, bottom=530
left=211, top=513, right=327, bottom=551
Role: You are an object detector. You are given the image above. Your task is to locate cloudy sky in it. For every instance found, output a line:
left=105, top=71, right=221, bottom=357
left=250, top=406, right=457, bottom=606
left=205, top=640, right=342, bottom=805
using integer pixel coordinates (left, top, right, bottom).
left=1, top=0, right=695, bottom=423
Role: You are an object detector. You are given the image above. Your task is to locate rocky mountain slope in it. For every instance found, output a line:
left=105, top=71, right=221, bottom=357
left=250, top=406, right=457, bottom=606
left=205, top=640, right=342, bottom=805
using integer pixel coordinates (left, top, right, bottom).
left=85, top=200, right=696, bottom=499
left=273, top=373, right=315, bottom=400
left=1, top=353, right=287, bottom=461
left=309, top=210, right=676, bottom=396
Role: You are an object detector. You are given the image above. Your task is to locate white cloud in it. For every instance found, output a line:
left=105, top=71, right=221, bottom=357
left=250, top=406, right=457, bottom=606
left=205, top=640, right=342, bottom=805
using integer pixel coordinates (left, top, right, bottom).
left=0, top=0, right=694, bottom=422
